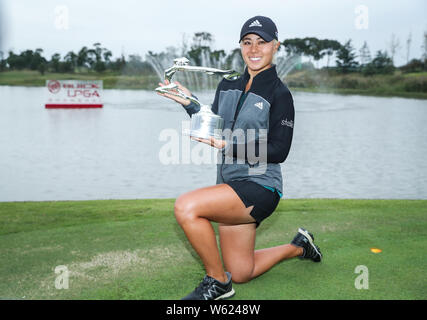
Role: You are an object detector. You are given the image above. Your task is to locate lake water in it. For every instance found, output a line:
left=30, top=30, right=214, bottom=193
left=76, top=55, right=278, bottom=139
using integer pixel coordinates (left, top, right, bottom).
left=0, top=85, right=426, bottom=201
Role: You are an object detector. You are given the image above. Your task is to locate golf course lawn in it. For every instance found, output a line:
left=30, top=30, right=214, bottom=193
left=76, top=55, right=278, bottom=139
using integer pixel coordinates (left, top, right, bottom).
left=0, top=198, right=425, bottom=300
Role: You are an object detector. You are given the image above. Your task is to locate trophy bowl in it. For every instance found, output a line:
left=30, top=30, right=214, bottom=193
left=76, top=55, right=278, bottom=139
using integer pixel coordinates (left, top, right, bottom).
left=183, top=105, right=224, bottom=140
left=155, top=57, right=238, bottom=141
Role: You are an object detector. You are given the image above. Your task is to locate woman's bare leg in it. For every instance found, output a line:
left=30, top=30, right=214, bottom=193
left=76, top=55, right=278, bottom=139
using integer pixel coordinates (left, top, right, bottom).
left=174, top=184, right=256, bottom=283
left=219, top=224, right=303, bottom=283
left=253, top=245, right=303, bottom=278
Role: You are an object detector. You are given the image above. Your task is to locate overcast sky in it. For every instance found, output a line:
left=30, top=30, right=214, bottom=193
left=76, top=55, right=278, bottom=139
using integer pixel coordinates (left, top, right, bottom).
left=1, top=0, right=426, bottom=66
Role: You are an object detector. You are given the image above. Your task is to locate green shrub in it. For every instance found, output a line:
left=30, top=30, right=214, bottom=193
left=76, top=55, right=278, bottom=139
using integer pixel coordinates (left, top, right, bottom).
left=336, top=76, right=359, bottom=89
left=403, top=77, right=427, bottom=92
left=400, top=59, right=425, bottom=73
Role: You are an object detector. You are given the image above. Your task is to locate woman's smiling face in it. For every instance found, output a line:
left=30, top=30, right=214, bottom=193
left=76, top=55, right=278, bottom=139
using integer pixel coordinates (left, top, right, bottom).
left=240, top=33, right=279, bottom=76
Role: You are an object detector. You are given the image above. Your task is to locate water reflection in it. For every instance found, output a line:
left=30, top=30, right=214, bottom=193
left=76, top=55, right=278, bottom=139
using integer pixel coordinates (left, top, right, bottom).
left=0, top=86, right=426, bottom=201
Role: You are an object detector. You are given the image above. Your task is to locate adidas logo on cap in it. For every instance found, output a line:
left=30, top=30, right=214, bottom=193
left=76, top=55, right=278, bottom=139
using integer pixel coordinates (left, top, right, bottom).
left=240, top=16, right=278, bottom=43
left=249, top=19, right=262, bottom=28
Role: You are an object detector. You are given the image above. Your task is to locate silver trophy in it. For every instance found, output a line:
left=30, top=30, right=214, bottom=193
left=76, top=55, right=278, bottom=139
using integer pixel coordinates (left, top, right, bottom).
left=155, top=82, right=224, bottom=139
left=164, top=57, right=240, bottom=83
left=155, top=57, right=240, bottom=140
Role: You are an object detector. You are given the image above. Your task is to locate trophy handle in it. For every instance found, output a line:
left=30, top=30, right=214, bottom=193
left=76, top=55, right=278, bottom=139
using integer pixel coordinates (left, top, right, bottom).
left=155, top=83, right=201, bottom=106
left=164, top=57, right=240, bottom=82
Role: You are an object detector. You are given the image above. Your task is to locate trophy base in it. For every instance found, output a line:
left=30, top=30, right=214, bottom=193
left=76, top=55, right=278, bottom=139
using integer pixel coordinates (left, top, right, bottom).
left=182, top=129, right=223, bottom=140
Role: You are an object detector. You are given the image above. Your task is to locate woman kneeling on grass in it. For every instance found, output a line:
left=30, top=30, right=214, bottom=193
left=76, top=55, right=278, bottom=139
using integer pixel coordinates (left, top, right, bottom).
left=157, top=16, right=322, bottom=300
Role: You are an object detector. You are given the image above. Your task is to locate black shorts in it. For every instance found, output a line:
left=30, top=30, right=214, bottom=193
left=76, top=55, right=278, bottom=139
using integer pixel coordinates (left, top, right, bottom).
left=227, top=180, right=281, bottom=228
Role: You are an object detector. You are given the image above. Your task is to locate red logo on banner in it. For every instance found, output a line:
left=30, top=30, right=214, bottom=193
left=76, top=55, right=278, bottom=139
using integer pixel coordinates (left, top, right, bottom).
left=48, top=80, right=61, bottom=93
left=45, top=80, right=103, bottom=108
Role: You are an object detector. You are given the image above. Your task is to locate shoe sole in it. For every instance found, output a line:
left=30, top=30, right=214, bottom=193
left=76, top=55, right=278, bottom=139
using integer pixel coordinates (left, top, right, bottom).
left=298, top=228, right=322, bottom=261
left=215, top=288, right=235, bottom=300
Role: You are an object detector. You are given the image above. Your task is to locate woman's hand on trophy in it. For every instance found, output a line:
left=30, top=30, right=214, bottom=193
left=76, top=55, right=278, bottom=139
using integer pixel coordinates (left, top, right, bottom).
left=191, top=136, right=227, bottom=149
left=156, top=80, right=192, bottom=106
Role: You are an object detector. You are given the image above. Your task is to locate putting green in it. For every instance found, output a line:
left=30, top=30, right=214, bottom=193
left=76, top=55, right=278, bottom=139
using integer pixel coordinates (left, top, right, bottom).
left=0, top=198, right=425, bottom=299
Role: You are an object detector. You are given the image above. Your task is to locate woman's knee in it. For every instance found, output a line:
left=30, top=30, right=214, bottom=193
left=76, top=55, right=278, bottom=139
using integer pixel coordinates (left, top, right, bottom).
left=230, top=270, right=253, bottom=284
left=174, top=194, right=198, bottom=225
left=225, top=262, right=254, bottom=284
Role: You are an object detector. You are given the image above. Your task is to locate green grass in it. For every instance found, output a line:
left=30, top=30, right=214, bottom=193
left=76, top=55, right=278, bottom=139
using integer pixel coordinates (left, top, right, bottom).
left=0, top=70, right=159, bottom=90
left=284, top=69, right=427, bottom=99
left=403, top=71, right=427, bottom=78
left=0, top=198, right=426, bottom=300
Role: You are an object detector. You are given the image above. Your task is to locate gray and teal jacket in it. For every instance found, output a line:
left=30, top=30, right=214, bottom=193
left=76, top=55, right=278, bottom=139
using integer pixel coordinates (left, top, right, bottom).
left=182, top=65, right=294, bottom=197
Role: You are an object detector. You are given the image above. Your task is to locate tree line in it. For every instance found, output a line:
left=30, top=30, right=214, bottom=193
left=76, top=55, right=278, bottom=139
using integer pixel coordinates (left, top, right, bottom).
left=1, top=32, right=426, bottom=75
left=0, top=42, right=128, bottom=75
left=282, top=35, right=426, bottom=75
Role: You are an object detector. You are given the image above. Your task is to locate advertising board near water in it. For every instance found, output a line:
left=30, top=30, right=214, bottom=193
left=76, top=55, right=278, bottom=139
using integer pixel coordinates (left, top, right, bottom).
left=45, top=80, right=103, bottom=108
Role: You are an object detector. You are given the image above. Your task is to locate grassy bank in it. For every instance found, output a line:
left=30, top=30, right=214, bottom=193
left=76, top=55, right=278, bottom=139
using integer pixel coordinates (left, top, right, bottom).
left=1, top=70, right=426, bottom=99
left=285, top=70, right=427, bottom=99
left=0, top=70, right=159, bottom=90
left=0, top=198, right=426, bottom=300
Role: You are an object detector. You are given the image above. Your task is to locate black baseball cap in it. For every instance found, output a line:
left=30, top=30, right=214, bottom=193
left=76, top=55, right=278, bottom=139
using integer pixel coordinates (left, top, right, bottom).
left=239, top=16, right=278, bottom=43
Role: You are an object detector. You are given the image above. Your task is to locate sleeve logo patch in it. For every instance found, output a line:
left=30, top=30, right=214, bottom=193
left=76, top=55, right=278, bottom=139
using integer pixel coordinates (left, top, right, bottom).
left=281, top=119, right=294, bottom=128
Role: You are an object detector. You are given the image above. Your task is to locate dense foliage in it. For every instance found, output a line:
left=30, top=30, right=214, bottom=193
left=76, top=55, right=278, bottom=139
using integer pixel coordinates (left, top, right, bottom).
left=0, top=32, right=425, bottom=76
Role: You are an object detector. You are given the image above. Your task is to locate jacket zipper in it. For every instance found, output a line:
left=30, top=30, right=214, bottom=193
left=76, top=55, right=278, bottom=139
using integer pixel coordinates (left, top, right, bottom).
left=220, top=89, right=248, bottom=181
left=231, top=90, right=248, bottom=131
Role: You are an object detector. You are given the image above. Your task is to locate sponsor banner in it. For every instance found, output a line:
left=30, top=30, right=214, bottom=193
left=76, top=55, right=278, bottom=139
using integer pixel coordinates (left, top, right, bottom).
left=45, top=80, right=103, bottom=108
